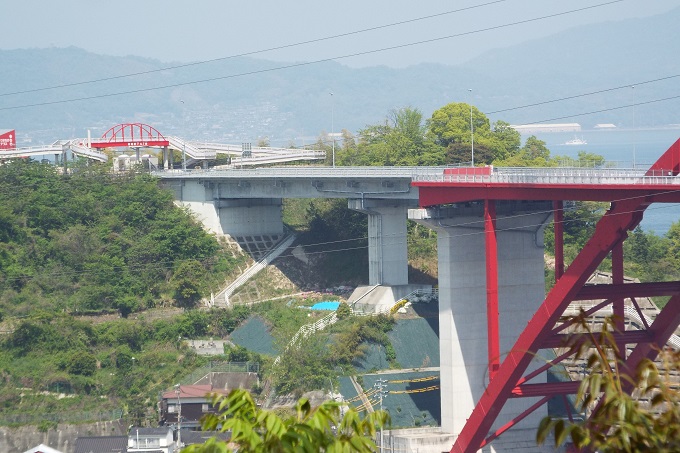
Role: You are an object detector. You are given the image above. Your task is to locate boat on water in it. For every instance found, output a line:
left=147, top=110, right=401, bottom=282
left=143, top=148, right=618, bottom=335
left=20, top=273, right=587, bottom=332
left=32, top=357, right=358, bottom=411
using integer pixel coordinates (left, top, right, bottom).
left=565, top=137, right=587, bottom=145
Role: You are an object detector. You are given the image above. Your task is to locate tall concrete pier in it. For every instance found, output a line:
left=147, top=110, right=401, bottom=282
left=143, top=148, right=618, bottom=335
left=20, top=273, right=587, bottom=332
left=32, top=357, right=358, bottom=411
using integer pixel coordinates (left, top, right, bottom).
left=411, top=201, right=553, bottom=436
left=348, top=199, right=413, bottom=286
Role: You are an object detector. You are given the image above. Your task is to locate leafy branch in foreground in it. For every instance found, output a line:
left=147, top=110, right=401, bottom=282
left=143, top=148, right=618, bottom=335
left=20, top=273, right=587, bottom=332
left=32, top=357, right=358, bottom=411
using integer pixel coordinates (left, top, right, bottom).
left=183, top=388, right=389, bottom=453
left=537, top=315, right=680, bottom=452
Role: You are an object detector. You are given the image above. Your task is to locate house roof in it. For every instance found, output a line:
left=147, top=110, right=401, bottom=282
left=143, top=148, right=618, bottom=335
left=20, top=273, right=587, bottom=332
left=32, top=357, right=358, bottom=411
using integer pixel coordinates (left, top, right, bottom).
left=23, top=445, right=64, bottom=453
left=161, top=384, right=228, bottom=399
left=180, top=429, right=231, bottom=445
left=74, top=436, right=127, bottom=453
left=129, top=427, right=172, bottom=436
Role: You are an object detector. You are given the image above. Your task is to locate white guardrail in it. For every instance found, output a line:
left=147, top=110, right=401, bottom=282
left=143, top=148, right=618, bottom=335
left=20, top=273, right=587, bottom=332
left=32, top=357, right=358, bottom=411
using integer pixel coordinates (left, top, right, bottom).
left=412, top=167, right=680, bottom=185
left=217, top=233, right=297, bottom=305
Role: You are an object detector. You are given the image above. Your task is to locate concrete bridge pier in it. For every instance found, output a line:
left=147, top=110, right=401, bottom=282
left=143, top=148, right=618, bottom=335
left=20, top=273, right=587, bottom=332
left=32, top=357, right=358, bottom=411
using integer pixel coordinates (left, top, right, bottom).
left=410, top=201, right=553, bottom=441
left=349, top=199, right=414, bottom=286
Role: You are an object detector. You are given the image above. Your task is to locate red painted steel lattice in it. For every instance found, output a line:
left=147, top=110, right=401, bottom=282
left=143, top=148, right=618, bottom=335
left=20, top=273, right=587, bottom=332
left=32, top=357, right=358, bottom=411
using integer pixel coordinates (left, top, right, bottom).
left=413, top=138, right=680, bottom=453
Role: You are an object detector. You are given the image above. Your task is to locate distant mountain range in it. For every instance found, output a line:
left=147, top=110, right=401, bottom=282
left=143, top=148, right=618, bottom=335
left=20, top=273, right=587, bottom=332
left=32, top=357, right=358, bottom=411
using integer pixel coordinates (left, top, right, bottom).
left=1, top=7, right=678, bottom=147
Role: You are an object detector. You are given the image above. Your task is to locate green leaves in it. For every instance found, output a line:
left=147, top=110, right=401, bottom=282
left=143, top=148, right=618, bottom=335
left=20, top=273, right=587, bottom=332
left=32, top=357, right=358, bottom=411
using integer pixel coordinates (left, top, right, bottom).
left=184, top=388, right=389, bottom=453
left=537, top=315, right=680, bottom=451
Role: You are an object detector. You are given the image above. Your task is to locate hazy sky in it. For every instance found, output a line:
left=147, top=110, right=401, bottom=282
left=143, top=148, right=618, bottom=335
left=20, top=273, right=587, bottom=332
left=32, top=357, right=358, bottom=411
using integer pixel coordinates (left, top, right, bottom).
left=2, top=0, right=677, bottom=67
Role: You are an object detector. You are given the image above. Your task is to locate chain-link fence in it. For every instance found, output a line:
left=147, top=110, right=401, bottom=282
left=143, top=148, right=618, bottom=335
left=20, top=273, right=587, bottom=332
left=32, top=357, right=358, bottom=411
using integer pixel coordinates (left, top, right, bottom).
left=0, top=408, right=123, bottom=426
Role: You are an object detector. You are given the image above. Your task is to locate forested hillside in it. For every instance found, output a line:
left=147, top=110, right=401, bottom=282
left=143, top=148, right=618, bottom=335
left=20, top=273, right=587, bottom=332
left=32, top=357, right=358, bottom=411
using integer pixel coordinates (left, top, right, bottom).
left=0, top=160, right=257, bottom=425
left=0, top=160, right=238, bottom=317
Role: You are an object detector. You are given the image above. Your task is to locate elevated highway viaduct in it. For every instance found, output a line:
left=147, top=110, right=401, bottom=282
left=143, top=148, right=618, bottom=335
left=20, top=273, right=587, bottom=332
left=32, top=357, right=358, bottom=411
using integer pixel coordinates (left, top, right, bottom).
left=157, top=166, right=443, bottom=287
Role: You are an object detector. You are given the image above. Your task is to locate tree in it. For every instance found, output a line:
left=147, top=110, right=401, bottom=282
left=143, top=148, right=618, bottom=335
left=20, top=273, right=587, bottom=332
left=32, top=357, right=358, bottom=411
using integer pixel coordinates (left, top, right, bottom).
left=343, top=107, right=444, bottom=167
left=273, top=334, right=335, bottom=397
left=170, top=259, right=205, bottom=309
left=428, top=103, right=518, bottom=165
left=537, top=316, right=680, bottom=451
left=65, top=350, right=97, bottom=376
left=336, top=302, right=352, bottom=320
left=182, top=388, right=389, bottom=453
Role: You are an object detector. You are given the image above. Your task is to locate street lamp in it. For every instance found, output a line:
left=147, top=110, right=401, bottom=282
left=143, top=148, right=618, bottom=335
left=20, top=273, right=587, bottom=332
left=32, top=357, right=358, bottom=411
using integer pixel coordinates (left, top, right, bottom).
left=330, top=92, right=335, bottom=168
left=180, top=100, right=187, bottom=171
left=469, top=88, right=475, bottom=167
left=631, top=85, right=636, bottom=169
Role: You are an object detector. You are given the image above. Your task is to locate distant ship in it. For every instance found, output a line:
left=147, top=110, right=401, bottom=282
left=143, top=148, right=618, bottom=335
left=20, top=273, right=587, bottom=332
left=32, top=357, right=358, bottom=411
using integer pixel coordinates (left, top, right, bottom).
left=565, top=137, right=587, bottom=145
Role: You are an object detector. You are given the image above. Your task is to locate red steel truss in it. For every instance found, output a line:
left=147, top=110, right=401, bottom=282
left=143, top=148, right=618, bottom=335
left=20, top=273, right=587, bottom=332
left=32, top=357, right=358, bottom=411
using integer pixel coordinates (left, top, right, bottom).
left=412, top=138, right=680, bottom=453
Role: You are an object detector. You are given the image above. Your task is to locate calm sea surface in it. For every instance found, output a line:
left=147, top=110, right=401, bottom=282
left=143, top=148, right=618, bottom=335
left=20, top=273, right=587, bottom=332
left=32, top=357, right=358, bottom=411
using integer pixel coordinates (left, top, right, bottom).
left=521, top=127, right=680, bottom=235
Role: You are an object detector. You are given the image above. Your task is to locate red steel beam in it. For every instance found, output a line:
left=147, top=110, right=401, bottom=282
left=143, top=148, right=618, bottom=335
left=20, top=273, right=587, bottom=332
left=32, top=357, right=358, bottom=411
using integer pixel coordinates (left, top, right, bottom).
left=480, top=396, right=552, bottom=448
left=511, top=381, right=581, bottom=397
left=416, top=185, right=680, bottom=206
left=645, top=137, right=680, bottom=176
left=485, top=199, right=500, bottom=379
left=554, top=200, right=564, bottom=281
left=612, top=242, right=626, bottom=358
left=621, top=294, right=680, bottom=388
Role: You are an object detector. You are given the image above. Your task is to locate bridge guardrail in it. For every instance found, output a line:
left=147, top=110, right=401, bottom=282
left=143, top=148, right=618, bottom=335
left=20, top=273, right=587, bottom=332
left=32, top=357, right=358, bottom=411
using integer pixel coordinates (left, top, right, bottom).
left=412, top=167, right=680, bottom=185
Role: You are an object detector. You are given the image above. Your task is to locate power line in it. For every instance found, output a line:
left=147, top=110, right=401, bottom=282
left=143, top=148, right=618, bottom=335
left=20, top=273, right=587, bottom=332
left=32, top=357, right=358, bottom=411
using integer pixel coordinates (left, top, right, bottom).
left=0, top=1, right=624, bottom=112
left=519, top=94, right=680, bottom=125
left=0, top=0, right=510, bottom=98
left=484, top=74, right=680, bottom=115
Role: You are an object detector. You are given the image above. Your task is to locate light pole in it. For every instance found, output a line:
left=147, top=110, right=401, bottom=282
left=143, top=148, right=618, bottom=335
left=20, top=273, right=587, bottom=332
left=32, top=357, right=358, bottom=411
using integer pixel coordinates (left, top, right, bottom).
left=180, top=100, right=187, bottom=171
left=631, top=85, right=636, bottom=169
left=469, top=88, right=475, bottom=167
left=174, top=384, right=182, bottom=448
left=330, top=92, right=335, bottom=167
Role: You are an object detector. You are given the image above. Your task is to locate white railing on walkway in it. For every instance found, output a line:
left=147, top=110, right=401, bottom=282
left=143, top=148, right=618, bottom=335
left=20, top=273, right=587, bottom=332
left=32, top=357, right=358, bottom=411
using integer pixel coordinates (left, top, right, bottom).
left=167, top=136, right=215, bottom=160
left=215, top=233, right=297, bottom=306
left=273, top=310, right=338, bottom=366
left=413, top=167, right=679, bottom=185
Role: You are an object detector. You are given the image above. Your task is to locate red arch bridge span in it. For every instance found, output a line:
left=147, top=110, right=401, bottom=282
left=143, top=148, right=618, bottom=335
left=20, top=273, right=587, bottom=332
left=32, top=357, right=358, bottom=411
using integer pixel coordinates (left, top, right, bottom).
left=0, top=123, right=325, bottom=166
left=411, top=138, right=680, bottom=453
left=90, top=123, right=169, bottom=148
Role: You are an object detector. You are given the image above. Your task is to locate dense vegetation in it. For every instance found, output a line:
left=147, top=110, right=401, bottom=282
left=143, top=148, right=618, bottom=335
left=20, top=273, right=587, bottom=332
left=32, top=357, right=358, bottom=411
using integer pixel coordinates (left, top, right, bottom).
left=0, top=160, right=251, bottom=424
left=0, top=159, right=239, bottom=317
left=0, top=304, right=257, bottom=425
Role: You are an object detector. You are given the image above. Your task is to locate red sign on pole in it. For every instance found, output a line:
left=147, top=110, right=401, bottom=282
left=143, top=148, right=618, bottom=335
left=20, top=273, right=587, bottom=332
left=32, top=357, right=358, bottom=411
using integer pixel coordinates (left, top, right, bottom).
left=0, top=130, right=16, bottom=149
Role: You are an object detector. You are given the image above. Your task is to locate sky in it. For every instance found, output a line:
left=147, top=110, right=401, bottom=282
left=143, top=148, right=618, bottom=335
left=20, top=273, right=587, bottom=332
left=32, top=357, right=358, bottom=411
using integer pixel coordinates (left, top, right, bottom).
left=2, top=0, right=678, bottom=68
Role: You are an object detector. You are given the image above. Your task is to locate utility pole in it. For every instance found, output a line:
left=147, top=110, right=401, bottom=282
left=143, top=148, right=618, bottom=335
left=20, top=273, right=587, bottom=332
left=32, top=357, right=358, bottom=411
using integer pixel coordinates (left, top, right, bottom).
left=175, top=384, right=182, bottom=448
left=374, top=378, right=388, bottom=452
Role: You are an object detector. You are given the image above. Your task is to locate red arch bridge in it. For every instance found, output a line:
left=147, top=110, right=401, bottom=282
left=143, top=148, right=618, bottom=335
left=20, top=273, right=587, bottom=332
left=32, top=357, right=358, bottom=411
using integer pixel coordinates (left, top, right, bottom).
left=0, top=123, right=325, bottom=167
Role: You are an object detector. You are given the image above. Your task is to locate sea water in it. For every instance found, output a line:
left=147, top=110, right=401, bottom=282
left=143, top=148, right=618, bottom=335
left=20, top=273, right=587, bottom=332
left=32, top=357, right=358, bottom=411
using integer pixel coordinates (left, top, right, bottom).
left=521, top=127, right=680, bottom=235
